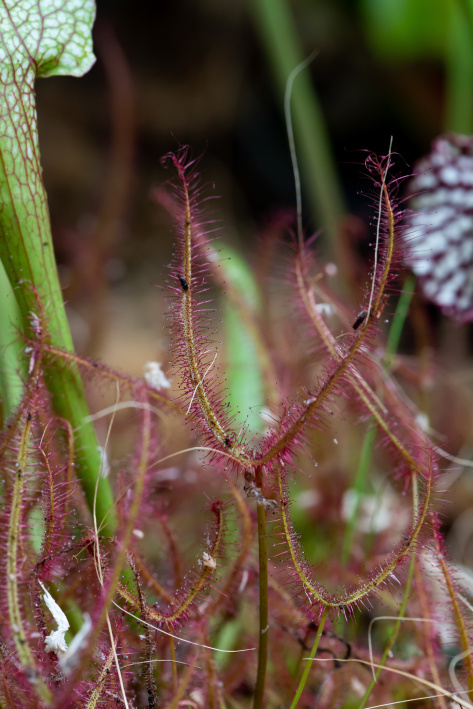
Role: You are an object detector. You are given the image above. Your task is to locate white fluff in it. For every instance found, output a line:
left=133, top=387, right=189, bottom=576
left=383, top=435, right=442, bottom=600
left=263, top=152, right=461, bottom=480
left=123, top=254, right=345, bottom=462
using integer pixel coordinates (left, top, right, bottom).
left=144, top=361, right=171, bottom=390
left=39, top=581, right=69, bottom=655
left=97, top=445, right=110, bottom=479
left=201, top=552, right=217, bottom=570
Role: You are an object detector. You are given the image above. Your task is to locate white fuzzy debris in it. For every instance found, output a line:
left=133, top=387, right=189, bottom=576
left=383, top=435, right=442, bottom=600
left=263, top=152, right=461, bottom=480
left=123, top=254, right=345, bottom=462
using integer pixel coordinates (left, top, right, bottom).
left=324, top=262, right=338, bottom=277
left=144, top=361, right=171, bottom=390
left=256, top=496, right=278, bottom=511
left=97, top=445, right=110, bottom=479
left=201, top=552, right=217, bottom=570
left=29, top=311, right=41, bottom=332
left=415, top=412, right=430, bottom=433
left=59, top=613, right=92, bottom=675
left=189, top=689, right=205, bottom=706
left=315, top=303, right=333, bottom=316
left=238, top=569, right=249, bottom=593
left=39, top=582, right=69, bottom=655
left=246, top=486, right=279, bottom=511
left=132, top=529, right=144, bottom=539
left=350, top=676, right=366, bottom=697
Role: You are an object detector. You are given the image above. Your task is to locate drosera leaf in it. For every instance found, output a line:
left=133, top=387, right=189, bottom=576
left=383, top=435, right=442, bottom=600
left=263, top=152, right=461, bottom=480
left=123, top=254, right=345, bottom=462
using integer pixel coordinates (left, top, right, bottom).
left=7, top=409, right=52, bottom=704
left=0, top=0, right=115, bottom=533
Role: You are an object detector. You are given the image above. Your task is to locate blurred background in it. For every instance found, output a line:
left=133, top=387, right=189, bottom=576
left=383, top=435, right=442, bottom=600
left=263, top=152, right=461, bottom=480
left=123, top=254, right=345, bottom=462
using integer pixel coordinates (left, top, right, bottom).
left=33, top=0, right=473, bottom=571
left=34, top=0, right=471, bottom=365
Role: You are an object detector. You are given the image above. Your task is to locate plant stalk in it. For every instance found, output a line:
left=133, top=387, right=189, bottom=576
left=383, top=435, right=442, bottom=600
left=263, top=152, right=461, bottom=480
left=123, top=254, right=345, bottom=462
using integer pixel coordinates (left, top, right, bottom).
left=7, top=411, right=52, bottom=704
left=170, top=636, right=178, bottom=693
left=253, top=468, right=269, bottom=709
left=290, top=606, right=329, bottom=709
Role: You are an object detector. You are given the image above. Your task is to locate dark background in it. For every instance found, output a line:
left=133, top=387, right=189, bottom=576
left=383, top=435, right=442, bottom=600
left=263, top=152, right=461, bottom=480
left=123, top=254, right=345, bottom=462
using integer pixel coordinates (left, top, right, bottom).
left=34, top=0, right=458, bottom=368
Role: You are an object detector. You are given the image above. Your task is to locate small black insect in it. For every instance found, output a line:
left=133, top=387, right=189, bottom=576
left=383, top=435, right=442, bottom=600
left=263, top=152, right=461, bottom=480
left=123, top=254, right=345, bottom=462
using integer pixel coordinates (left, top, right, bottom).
left=352, top=309, right=368, bottom=330
left=225, top=436, right=232, bottom=448
left=27, top=412, right=32, bottom=421
left=178, top=275, right=188, bottom=291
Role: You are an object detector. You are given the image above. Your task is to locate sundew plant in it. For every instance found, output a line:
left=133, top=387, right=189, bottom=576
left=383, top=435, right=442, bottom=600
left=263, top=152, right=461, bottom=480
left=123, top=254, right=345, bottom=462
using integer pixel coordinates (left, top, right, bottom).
left=1, top=2, right=473, bottom=709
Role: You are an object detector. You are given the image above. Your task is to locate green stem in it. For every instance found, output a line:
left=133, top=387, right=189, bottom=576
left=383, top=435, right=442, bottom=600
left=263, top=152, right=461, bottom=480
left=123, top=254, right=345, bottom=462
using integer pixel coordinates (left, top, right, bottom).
left=253, top=468, right=269, bottom=709
left=290, top=606, right=329, bottom=709
left=248, top=0, right=345, bottom=259
left=170, top=636, right=178, bottom=694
